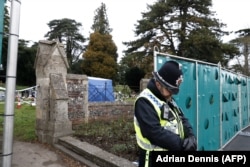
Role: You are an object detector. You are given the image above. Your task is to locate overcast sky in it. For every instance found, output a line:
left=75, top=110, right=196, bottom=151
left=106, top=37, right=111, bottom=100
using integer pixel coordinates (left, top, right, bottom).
left=10, top=0, right=250, bottom=61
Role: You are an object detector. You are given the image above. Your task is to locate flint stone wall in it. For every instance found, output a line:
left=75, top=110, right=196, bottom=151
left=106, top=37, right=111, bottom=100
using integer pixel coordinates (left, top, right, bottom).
left=66, top=74, right=89, bottom=126
left=88, top=102, right=134, bottom=120
left=66, top=74, right=134, bottom=128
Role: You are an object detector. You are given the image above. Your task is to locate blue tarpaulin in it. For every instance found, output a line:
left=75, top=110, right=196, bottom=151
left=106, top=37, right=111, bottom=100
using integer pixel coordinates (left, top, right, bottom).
left=88, top=77, right=115, bottom=102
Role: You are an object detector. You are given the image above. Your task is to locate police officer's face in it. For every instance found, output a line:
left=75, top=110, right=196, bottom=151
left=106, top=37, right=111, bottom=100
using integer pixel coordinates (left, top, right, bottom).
left=155, top=81, right=172, bottom=101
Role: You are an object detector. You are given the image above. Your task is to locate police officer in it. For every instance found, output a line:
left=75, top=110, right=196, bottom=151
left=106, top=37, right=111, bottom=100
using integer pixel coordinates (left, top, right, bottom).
left=134, top=60, right=197, bottom=167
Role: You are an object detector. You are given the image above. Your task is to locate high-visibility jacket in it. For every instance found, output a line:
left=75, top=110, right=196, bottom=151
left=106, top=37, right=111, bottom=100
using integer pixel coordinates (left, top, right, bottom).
left=134, top=88, right=185, bottom=166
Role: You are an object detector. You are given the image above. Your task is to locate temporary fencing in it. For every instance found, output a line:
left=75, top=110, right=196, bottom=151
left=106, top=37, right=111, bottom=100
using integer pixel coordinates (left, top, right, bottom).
left=154, top=50, right=250, bottom=150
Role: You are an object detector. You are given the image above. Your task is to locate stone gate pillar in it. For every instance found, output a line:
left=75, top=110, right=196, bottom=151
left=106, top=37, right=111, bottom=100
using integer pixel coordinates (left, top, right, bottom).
left=34, top=40, right=73, bottom=144
left=48, top=73, right=73, bottom=143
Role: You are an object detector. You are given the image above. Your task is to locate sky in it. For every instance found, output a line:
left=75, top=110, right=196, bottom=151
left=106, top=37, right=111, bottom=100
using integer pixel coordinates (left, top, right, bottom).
left=7, top=0, right=250, bottom=61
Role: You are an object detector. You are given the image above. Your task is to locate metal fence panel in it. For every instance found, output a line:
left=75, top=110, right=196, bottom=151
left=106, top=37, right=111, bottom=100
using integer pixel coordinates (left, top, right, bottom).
left=154, top=51, right=250, bottom=150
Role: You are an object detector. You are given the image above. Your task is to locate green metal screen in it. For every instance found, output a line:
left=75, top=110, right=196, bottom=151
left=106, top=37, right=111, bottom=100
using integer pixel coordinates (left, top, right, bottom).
left=154, top=51, right=250, bottom=150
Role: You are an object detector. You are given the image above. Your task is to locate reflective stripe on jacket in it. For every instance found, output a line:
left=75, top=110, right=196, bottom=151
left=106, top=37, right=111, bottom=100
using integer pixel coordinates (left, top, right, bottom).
left=134, top=88, right=185, bottom=152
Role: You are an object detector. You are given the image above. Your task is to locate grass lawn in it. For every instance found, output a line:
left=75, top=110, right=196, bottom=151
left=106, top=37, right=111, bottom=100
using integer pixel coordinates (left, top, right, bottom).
left=0, top=103, right=37, bottom=142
